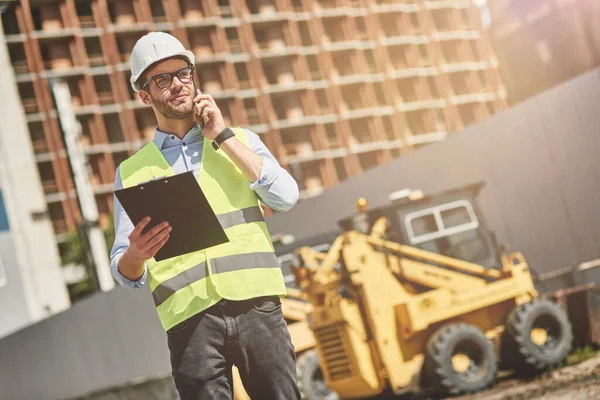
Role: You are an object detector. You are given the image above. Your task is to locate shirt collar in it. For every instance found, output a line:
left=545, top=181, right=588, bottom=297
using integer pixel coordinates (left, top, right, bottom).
left=152, top=124, right=203, bottom=149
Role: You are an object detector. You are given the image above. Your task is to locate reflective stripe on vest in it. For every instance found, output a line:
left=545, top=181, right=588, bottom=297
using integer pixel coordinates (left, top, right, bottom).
left=118, top=127, right=287, bottom=331
left=152, top=252, right=279, bottom=306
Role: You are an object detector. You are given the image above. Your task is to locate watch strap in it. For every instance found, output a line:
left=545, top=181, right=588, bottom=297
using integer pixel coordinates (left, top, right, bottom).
left=212, top=127, right=235, bottom=150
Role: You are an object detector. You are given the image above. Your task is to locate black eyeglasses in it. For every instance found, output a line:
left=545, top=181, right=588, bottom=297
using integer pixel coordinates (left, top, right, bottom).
left=141, top=66, right=194, bottom=90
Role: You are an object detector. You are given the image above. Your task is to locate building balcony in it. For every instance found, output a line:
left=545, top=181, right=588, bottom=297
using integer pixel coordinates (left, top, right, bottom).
left=34, top=149, right=67, bottom=162
left=247, top=124, right=269, bottom=134
left=283, top=140, right=314, bottom=158
left=380, top=35, right=429, bottom=46
left=314, top=6, right=367, bottom=18
left=264, top=81, right=311, bottom=95
left=73, top=103, right=120, bottom=116
left=451, top=92, right=499, bottom=105
left=331, top=73, right=385, bottom=86
left=290, top=11, right=312, bottom=21
left=407, top=130, right=448, bottom=145
left=398, top=98, right=446, bottom=112
left=432, top=30, right=479, bottom=41
left=322, top=39, right=376, bottom=52
left=211, top=89, right=238, bottom=100
left=107, top=23, right=150, bottom=34
left=371, top=2, right=420, bottom=14
left=83, top=141, right=136, bottom=156
left=298, top=46, right=320, bottom=56
left=237, top=88, right=260, bottom=99
left=179, top=17, right=220, bottom=29
left=252, top=37, right=296, bottom=57
left=306, top=80, right=329, bottom=90
left=225, top=52, right=251, bottom=63
left=93, top=183, right=116, bottom=195
left=27, top=110, right=58, bottom=123
left=316, top=114, right=338, bottom=124
left=5, top=34, right=26, bottom=44
left=440, top=61, right=489, bottom=73
left=341, top=105, right=394, bottom=120
left=284, top=147, right=347, bottom=165
left=425, top=0, right=471, bottom=9
left=216, top=17, right=242, bottom=28
left=31, top=28, right=77, bottom=41
left=41, top=66, right=88, bottom=79
left=245, top=11, right=292, bottom=24
left=388, top=66, right=438, bottom=79
left=125, top=99, right=146, bottom=111
left=349, top=139, right=404, bottom=154
left=15, top=72, right=36, bottom=83
left=272, top=114, right=319, bottom=130
left=80, top=27, right=103, bottom=37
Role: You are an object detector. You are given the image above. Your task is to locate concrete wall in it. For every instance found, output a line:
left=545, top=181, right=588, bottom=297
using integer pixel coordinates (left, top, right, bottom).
left=70, top=376, right=178, bottom=400
left=0, top=21, right=71, bottom=337
left=266, top=67, right=600, bottom=275
left=0, top=286, right=171, bottom=400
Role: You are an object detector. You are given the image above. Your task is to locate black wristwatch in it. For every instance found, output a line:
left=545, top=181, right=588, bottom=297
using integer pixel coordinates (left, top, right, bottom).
left=212, top=127, right=236, bottom=150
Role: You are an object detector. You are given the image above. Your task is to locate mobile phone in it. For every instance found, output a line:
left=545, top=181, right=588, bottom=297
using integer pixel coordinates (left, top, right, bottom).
left=193, top=80, right=207, bottom=128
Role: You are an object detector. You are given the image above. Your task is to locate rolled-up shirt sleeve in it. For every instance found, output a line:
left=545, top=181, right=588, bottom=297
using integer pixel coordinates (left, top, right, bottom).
left=110, top=167, right=148, bottom=289
left=244, top=128, right=299, bottom=211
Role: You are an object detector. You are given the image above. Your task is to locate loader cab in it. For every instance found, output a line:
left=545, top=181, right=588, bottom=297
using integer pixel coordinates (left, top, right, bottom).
left=339, top=182, right=500, bottom=269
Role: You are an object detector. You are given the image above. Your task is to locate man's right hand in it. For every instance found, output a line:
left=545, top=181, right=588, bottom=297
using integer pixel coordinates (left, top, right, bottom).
left=117, top=217, right=171, bottom=281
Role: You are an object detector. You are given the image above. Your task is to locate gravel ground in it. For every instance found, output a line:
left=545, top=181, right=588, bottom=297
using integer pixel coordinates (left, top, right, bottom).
left=449, top=354, right=600, bottom=400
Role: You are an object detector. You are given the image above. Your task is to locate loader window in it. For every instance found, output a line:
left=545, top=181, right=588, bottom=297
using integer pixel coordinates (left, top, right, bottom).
left=405, top=200, right=490, bottom=264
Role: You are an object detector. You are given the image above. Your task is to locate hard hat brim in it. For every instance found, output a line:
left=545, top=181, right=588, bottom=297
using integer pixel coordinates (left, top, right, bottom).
left=130, top=50, right=195, bottom=92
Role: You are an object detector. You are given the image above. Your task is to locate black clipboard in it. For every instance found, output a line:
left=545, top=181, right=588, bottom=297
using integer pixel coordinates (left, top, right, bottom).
left=114, top=171, right=229, bottom=261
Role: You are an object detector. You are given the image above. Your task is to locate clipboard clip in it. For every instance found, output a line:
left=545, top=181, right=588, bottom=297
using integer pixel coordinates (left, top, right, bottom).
left=138, top=176, right=170, bottom=188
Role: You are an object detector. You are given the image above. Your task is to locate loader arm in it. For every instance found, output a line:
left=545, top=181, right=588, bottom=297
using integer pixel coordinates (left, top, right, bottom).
left=295, top=235, right=346, bottom=290
left=367, top=217, right=502, bottom=280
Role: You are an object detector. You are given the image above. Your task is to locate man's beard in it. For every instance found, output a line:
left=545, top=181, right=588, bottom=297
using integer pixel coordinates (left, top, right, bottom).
left=151, top=92, right=193, bottom=120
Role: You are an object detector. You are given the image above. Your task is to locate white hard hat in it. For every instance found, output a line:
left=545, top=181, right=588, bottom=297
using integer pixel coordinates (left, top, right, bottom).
left=129, top=32, right=195, bottom=92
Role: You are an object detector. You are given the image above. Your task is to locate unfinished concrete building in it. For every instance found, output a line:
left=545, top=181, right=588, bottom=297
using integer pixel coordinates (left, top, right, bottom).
left=1, top=0, right=505, bottom=256
left=488, top=0, right=600, bottom=104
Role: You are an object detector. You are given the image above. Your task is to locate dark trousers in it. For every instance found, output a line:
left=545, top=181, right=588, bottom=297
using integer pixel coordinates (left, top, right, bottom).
left=166, top=296, right=301, bottom=400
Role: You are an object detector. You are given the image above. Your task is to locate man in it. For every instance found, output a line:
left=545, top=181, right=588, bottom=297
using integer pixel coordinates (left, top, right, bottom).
left=110, top=31, right=301, bottom=400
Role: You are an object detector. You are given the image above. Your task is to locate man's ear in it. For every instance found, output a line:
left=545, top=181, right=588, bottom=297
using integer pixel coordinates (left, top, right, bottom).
left=139, top=90, right=152, bottom=106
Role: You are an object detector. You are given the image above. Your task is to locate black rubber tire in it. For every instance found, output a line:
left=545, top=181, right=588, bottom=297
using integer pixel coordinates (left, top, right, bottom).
left=424, top=323, right=497, bottom=395
left=501, top=299, right=572, bottom=375
left=296, top=349, right=339, bottom=400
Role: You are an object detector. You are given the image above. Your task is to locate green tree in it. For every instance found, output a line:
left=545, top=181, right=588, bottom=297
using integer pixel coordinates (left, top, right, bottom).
left=61, top=216, right=115, bottom=302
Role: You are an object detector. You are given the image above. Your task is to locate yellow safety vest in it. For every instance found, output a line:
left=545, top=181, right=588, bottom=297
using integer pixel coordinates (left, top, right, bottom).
left=119, top=127, right=287, bottom=331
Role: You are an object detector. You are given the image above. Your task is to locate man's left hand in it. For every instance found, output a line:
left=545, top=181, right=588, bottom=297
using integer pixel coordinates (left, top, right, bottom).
left=193, top=89, right=227, bottom=140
